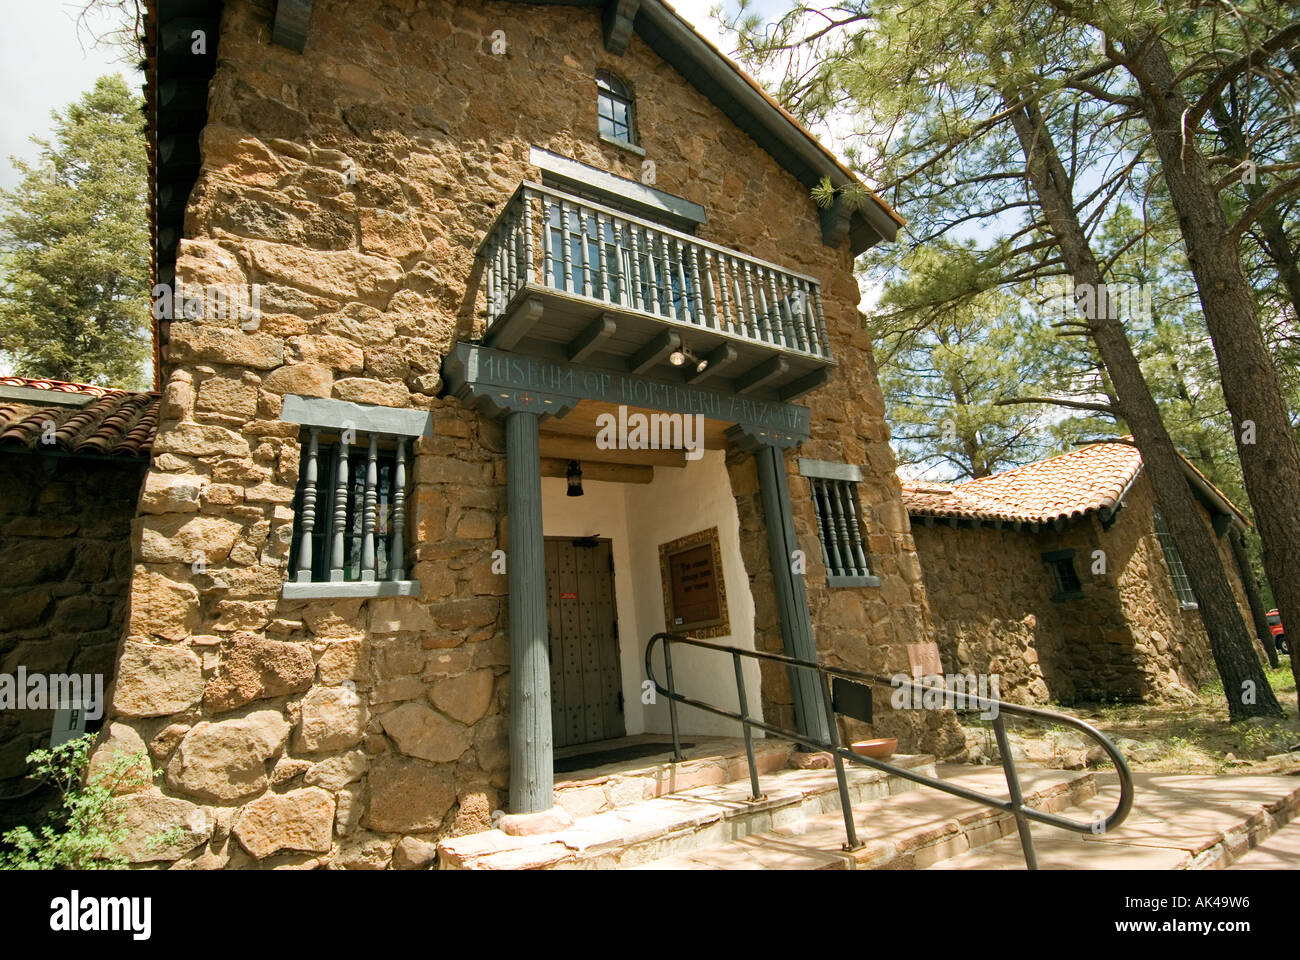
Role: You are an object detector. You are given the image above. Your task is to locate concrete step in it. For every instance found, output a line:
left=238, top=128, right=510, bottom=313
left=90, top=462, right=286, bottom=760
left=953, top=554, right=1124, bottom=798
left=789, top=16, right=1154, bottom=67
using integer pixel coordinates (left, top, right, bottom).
left=928, top=772, right=1300, bottom=870
left=551, top=736, right=795, bottom=819
left=632, top=764, right=1097, bottom=870
left=1229, top=818, right=1300, bottom=868
left=437, top=753, right=937, bottom=869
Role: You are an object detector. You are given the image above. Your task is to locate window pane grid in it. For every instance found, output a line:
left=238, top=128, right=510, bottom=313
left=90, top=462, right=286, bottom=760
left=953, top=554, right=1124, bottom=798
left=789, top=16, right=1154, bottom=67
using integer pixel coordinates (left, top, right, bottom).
left=1153, top=511, right=1197, bottom=605
left=597, top=71, right=635, bottom=144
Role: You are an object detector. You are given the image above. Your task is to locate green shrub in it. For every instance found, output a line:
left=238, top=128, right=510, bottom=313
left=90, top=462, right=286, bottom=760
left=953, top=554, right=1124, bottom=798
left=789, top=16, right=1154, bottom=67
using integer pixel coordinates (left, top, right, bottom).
left=0, top=734, right=154, bottom=870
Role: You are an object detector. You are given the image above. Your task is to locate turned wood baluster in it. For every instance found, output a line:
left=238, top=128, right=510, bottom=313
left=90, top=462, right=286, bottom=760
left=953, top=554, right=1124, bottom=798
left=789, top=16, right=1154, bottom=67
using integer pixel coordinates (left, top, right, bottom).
left=504, top=210, right=517, bottom=303
left=521, top=189, right=534, bottom=286
left=814, top=479, right=847, bottom=576
left=628, top=224, right=644, bottom=311
left=593, top=211, right=607, bottom=301
left=560, top=200, right=573, bottom=293
left=811, top=282, right=830, bottom=357
left=716, top=253, right=733, bottom=333
left=728, top=256, right=746, bottom=336
left=391, top=437, right=407, bottom=580
left=741, top=261, right=761, bottom=341
left=697, top=247, right=716, bottom=330
left=361, top=434, right=378, bottom=581
left=295, top=428, right=319, bottom=582
left=540, top=194, right=554, bottom=289
left=792, top=279, right=812, bottom=352
left=329, top=440, right=349, bottom=581
left=838, top=482, right=869, bottom=576
left=765, top=269, right=786, bottom=348
left=657, top=233, right=674, bottom=316
left=579, top=207, right=593, bottom=298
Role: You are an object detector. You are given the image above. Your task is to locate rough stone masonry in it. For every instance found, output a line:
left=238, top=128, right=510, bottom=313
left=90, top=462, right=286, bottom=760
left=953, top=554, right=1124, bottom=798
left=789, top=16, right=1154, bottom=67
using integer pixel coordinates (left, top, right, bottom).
left=101, top=0, right=963, bottom=869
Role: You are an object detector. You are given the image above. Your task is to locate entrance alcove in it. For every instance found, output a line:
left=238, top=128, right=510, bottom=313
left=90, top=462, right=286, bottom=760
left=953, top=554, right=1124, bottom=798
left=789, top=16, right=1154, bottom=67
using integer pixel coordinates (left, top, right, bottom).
left=539, top=431, right=763, bottom=765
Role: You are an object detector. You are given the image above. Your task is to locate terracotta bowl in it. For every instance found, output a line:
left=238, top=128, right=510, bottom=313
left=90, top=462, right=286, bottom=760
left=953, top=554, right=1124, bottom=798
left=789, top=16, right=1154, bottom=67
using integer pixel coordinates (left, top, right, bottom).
left=851, top=737, right=898, bottom=761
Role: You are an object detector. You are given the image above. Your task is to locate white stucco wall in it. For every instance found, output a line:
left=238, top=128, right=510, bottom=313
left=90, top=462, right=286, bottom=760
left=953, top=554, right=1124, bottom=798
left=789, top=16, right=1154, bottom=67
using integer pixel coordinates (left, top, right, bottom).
left=540, top=449, right=762, bottom=741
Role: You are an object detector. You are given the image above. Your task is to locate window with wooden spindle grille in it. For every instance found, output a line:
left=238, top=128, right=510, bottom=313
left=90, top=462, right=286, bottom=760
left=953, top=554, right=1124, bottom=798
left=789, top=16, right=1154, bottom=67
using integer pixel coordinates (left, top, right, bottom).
left=798, top=459, right=881, bottom=588
left=279, top=395, right=428, bottom=599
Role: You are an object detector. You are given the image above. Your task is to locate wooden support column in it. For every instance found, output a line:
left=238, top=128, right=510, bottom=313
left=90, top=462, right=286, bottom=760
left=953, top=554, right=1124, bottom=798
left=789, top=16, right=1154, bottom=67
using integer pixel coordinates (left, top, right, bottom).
left=754, top=442, right=830, bottom=747
left=506, top=410, right=555, bottom=813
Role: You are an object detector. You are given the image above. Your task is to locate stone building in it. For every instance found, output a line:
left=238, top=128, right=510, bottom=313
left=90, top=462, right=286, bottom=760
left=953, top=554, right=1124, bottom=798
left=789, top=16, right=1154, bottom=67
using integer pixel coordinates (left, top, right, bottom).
left=902, top=441, right=1269, bottom=705
left=0, top=377, right=156, bottom=811
left=92, top=0, right=965, bottom=868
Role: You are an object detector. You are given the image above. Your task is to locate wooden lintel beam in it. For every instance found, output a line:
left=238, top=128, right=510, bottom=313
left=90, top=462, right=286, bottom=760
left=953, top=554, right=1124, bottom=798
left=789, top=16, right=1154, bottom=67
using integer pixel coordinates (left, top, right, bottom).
left=735, top=355, right=789, bottom=394
left=539, top=433, right=686, bottom=467
left=272, top=0, right=313, bottom=52
left=540, top=457, right=653, bottom=484
left=487, top=296, right=544, bottom=351
left=627, top=329, right=680, bottom=374
left=686, top=343, right=737, bottom=385
left=567, top=314, right=618, bottom=363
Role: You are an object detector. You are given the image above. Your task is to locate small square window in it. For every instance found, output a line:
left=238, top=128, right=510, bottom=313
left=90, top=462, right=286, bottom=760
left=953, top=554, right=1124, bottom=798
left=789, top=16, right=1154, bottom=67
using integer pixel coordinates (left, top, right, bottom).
left=807, top=475, right=879, bottom=588
left=1042, top=550, right=1083, bottom=599
left=279, top=395, right=430, bottom=599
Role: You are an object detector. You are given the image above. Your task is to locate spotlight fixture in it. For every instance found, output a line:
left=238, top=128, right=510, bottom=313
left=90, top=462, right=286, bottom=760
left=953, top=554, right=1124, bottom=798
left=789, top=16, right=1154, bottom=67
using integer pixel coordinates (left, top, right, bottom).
left=669, top=347, right=708, bottom=373
left=566, top=459, right=584, bottom=497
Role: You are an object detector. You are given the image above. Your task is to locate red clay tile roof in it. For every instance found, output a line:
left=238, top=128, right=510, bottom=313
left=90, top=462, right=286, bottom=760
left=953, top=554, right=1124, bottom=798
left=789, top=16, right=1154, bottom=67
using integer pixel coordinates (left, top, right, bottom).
left=0, top=377, right=158, bottom=458
left=901, top=441, right=1147, bottom=525
left=901, top=440, right=1249, bottom=528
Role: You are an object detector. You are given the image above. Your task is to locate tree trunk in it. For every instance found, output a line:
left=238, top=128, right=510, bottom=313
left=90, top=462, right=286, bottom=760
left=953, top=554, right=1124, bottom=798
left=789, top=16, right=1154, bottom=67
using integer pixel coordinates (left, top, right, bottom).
left=1003, top=85, right=1283, bottom=718
left=1208, top=94, right=1300, bottom=320
left=1123, top=33, right=1300, bottom=705
left=1230, top=527, right=1279, bottom=669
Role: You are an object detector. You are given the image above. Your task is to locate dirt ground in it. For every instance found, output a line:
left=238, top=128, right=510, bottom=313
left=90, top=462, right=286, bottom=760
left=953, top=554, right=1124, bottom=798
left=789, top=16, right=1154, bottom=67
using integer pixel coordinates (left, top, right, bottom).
left=964, top=658, right=1300, bottom=776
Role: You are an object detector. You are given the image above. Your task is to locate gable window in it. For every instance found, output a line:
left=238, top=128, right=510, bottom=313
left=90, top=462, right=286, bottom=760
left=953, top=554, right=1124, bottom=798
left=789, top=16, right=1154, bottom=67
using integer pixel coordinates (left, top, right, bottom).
left=799, top=459, right=880, bottom=588
left=1153, top=511, right=1198, bottom=608
left=280, top=396, right=431, bottom=599
left=1042, top=549, right=1083, bottom=599
left=597, top=71, right=636, bottom=147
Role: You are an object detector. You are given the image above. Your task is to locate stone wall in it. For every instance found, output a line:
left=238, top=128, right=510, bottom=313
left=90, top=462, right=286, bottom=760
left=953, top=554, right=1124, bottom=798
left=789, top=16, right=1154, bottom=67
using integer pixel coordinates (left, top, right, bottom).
left=104, top=0, right=956, bottom=869
left=0, top=454, right=144, bottom=789
left=913, top=471, right=1252, bottom=706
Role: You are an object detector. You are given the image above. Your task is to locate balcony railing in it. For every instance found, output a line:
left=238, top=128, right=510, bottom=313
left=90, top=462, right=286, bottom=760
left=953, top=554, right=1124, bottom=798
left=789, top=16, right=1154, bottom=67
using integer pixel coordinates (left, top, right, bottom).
left=478, top=182, right=833, bottom=363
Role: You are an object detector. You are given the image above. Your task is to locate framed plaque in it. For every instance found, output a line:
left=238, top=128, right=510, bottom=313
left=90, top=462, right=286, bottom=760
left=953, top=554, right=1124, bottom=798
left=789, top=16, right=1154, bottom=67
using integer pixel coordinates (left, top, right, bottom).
left=658, top=527, right=730, bottom=637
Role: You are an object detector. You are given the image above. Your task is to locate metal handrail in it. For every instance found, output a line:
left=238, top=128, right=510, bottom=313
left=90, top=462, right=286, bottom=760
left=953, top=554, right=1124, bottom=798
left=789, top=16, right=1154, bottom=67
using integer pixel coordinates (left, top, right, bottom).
left=644, top=632, right=1135, bottom=869
left=477, top=181, right=833, bottom=360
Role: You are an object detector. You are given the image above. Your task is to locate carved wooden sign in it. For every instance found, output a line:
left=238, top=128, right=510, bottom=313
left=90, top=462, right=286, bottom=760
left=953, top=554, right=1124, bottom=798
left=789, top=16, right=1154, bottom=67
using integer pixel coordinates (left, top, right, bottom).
left=659, top=527, right=730, bottom=637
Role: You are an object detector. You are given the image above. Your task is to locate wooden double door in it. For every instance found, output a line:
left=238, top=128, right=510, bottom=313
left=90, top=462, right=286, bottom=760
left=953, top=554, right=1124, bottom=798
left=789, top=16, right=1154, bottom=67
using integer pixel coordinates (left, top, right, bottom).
left=544, top=537, right=625, bottom=748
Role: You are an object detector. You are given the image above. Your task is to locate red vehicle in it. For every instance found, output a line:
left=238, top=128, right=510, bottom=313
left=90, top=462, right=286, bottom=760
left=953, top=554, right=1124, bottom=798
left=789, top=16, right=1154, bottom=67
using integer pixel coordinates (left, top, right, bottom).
left=1267, top=609, right=1288, bottom=655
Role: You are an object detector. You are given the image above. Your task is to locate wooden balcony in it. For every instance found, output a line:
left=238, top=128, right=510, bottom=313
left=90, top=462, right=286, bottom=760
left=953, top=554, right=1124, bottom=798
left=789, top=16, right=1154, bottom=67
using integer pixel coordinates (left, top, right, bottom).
left=477, top=182, right=836, bottom=402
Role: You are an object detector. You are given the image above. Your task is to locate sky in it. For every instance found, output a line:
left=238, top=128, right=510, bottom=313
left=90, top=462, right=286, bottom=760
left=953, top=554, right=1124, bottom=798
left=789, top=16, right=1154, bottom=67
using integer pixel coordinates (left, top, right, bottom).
left=0, top=1, right=138, bottom=191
